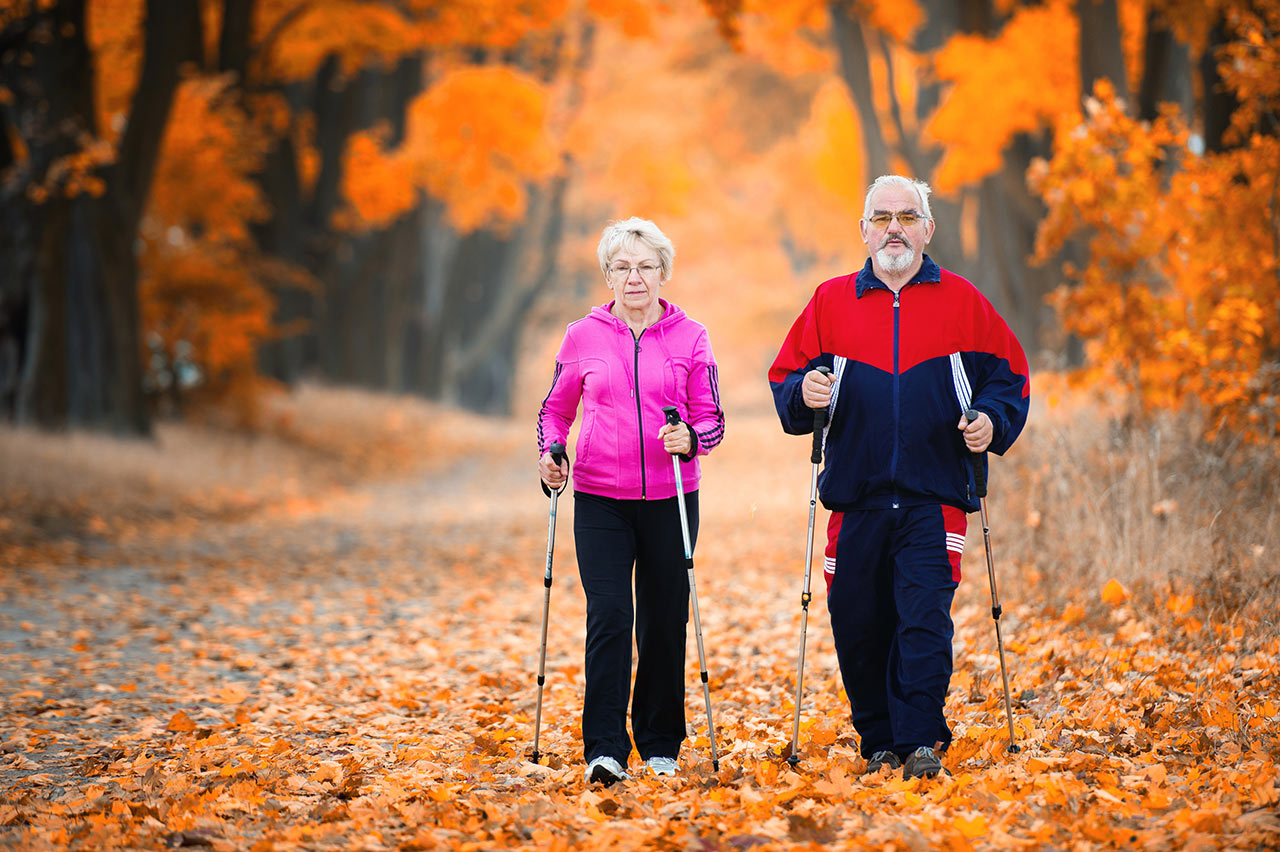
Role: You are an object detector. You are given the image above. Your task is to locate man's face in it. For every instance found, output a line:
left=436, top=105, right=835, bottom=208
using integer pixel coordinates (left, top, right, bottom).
left=859, top=185, right=934, bottom=278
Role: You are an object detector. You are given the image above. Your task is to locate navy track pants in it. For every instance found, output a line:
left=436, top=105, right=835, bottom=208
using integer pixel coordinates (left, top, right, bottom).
left=825, top=503, right=966, bottom=759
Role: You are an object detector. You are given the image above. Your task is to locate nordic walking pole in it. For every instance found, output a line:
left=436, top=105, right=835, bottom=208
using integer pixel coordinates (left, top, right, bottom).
left=787, top=365, right=831, bottom=768
left=963, top=409, right=1020, bottom=754
left=662, top=406, right=720, bottom=772
left=531, top=442, right=567, bottom=765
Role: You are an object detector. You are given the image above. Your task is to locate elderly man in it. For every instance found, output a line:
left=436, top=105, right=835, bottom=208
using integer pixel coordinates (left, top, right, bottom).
left=768, top=175, right=1030, bottom=779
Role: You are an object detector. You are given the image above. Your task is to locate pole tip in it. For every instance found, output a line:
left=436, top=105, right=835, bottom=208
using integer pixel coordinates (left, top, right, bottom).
left=1007, top=743, right=1021, bottom=754
left=785, top=754, right=799, bottom=768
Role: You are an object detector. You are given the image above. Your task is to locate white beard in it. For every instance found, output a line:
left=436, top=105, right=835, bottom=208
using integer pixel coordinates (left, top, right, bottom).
left=876, top=244, right=916, bottom=273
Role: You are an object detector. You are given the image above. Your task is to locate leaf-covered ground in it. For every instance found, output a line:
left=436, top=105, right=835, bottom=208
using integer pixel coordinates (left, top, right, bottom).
left=2, top=405, right=1278, bottom=851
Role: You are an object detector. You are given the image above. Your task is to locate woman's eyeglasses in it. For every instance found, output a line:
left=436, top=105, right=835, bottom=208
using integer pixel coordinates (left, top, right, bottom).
left=607, top=263, right=662, bottom=279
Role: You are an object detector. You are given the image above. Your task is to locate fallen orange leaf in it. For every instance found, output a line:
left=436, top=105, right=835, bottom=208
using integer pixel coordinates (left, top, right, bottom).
left=1101, top=578, right=1128, bottom=605
left=167, top=710, right=196, bottom=733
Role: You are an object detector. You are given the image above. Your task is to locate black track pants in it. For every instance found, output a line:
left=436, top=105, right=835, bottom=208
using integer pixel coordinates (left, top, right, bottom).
left=573, top=490, right=697, bottom=765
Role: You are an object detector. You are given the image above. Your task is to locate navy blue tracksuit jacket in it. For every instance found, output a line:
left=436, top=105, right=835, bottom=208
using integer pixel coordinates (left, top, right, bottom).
left=768, top=255, right=1030, bottom=514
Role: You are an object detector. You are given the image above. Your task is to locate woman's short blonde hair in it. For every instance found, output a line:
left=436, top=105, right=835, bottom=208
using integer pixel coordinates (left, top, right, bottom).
left=597, top=217, right=675, bottom=282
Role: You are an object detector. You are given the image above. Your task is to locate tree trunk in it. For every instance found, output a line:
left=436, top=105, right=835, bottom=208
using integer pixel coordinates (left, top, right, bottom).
left=1201, top=15, right=1241, bottom=152
left=3, top=1, right=94, bottom=428
left=827, top=2, right=891, bottom=180
left=95, top=0, right=202, bottom=433
left=975, top=134, right=1056, bottom=350
left=381, top=210, right=423, bottom=392
left=415, top=199, right=459, bottom=400
left=1137, top=6, right=1193, bottom=123
left=1077, top=0, right=1128, bottom=100
left=219, top=0, right=254, bottom=79
left=3, top=0, right=197, bottom=434
left=2, top=1, right=199, bottom=432
left=252, top=93, right=314, bottom=383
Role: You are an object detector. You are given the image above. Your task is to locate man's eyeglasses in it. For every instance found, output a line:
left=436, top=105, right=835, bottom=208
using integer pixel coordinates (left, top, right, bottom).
left=607, top=262, right=662, bottom=279
left=867, top=210, right=927, bottom=228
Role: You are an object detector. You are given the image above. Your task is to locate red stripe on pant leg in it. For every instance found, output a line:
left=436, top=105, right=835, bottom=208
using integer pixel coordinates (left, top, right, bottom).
left=824, top=510, right=844, bottom=593
left=941, top=504, right=967, bottom=582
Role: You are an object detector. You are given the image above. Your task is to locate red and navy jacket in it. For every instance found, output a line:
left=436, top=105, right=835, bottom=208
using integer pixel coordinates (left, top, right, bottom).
left=769, top=255, right=1030, bottom=514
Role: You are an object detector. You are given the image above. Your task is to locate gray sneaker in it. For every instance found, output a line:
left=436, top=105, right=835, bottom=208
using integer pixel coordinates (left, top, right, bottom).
left=645, top=756, right=678, bottom=777
left=866, top=750, right=902, bottom=773
left=902, top=746, right=949, bottom=780
left=584, top=755, right=629, bottom=786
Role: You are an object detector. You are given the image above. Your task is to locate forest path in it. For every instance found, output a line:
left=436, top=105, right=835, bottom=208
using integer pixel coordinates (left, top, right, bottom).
left=2, top=411, right=1278, bottom=850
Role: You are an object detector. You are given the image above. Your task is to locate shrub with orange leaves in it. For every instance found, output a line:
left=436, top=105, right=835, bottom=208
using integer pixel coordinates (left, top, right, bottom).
left=139, top=78, right=313, bottom=426
left=1030, top=64, right=1280, bottom=442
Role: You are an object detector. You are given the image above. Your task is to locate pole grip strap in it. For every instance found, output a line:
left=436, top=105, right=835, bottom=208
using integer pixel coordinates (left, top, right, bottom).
left=810, top=366, right=831, bottom=464
left=963, top=409, right=988, bottom=499
left=540, top=442, right=568, bottom=498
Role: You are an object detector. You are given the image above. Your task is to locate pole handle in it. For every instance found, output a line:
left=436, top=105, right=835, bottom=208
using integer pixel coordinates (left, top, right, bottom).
left=963, top=409, right=988, bottom=499
left=810, top=366, right=831, bottom=464
left=541, top=442, right=568, bottom=498
left=662, top=405, right=681, bottom=427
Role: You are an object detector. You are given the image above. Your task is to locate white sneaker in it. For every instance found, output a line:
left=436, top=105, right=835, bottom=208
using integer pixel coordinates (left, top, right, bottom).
left=584, top=755, right=629, bottom=785
left=645, top=756, right=679, bottom=777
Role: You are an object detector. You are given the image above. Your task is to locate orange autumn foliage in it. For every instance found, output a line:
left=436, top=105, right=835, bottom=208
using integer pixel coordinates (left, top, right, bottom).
left=417, top=0, right=573, bottom=48
left=76, top=0, right=574, bottom=420
left=1030, top=72, right=1280, bottom=442
left=343, top=65, right=560, bottom=232
left=772, top=77, right=868, bottom=258
left=729, top=0, right=832, bottom=75
left=85, top=0, right=143, bottom=140
left=254, top=0, right=420, bottom=81
left=926, top=0, right=1079, bottom=192
left=338, top=126, right=419, bottom=230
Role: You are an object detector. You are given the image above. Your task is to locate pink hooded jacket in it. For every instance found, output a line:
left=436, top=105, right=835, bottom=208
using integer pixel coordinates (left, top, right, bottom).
left=537, top=299, right=725, bottom=500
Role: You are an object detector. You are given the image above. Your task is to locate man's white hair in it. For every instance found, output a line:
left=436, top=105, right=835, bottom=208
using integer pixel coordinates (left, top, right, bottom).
left=597, top=217, right=675, bottom=281
left=863, top=175, right=933, bottom=220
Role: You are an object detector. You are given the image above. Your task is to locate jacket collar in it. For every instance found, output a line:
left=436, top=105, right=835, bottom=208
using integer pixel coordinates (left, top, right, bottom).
left=854, top=254, right=941, bottom=298
left=593, top=298, right=682, bottom=329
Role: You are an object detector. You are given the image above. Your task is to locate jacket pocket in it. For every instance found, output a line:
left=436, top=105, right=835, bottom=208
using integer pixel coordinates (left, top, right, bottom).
left=663, top=358, right=693, bottom=412
left=578, top=410, right=597, bottom=468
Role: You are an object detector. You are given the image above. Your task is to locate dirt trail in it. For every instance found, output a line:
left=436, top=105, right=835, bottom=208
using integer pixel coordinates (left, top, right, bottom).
left=2, top=407, right=1277, bottom=851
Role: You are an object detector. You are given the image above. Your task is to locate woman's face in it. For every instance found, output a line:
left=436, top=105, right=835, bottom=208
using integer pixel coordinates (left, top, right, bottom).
left=605, top=244, right=664, bottom=314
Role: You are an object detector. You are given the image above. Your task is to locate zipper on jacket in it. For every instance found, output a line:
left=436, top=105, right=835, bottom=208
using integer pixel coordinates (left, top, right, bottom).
left=633, top=330, right=647, bottom=499
left=890, top=290, right=901, bottom=509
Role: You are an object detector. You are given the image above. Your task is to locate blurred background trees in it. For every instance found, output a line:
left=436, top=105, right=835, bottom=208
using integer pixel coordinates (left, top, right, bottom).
left=0, top=0, right=1276, bottom=443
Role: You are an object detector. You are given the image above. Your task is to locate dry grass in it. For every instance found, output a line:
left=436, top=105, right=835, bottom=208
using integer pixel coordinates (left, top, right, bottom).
left=0, top=383, right=524, bottom=567
left=991, top=385, right=1280, bottom=635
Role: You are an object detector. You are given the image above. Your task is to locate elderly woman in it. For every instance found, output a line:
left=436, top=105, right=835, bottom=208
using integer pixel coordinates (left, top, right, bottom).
left=537, top=217, right=725, bottom=784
